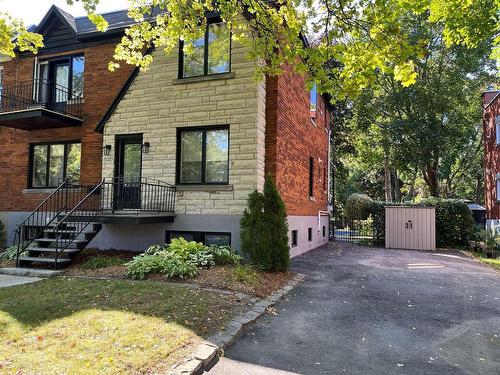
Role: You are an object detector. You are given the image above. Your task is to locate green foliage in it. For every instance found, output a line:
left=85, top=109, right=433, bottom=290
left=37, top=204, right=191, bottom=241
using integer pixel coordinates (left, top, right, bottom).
left=124, top=240, right=242, bottom=279
left=367, top=199, right=475, bottom=248
left=232, top=264, right=259, bottom=284
left=81, top=255, right=125, bottom=269
left=0, top=221, right=5, bottom=248
left=345, top=193, right=374, bottom=220
left=241, top=176, right=290, bottom=272
left=0, top=245, right=18, bottom=261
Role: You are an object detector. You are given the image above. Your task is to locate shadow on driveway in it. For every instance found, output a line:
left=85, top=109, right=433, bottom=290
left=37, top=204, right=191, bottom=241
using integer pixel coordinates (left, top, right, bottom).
left=207, top=243, right=500, bottom=375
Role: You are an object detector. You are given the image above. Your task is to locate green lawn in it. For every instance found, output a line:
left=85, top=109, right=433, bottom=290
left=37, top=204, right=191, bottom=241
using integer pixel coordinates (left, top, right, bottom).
left=479, top=257, right=500, bottom=270
left=0, top=277, right=243, bottom=374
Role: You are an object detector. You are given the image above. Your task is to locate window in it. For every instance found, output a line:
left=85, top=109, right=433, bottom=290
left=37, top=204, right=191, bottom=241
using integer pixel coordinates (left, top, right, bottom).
left=322, top=226, right=326, bottom=237
left=309, top=157, right=314, bottom=197
left=308, top=227, right=313, bottom=242
left=291, top=230, right=298, bottom=247
left=166, top=231, right=231, bottom=246
left=29, top=142, right=81, bottom=188
left=180, top=20, right=231, bottom=78
left=35, top=55, right=85, bottom=102
left=310, top=83, right=317, bottom=119
left=177, top=126, right=229, bottom=184
left=497, top=175, right=500, bottom=201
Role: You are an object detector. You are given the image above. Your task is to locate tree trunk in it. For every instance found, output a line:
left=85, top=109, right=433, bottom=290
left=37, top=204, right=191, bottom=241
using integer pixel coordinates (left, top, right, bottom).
left=422, top=160, right=440, bottom=197
left=393, top=170, right=402, bottom=202
left=384, top=153, right=393, bottom=202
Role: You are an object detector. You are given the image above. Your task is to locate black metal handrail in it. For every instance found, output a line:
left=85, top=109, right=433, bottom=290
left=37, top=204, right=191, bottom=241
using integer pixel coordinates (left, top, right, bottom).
left=0, top=78, right=83, bottom=119
left=13, top=179, right=96, bottom=266
left=102, top=177, right=176, bottom=214
left=53, top=180, right=105, bottom=268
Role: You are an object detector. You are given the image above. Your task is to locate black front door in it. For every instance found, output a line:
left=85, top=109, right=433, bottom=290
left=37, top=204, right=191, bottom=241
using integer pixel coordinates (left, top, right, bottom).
left=51, top=61, right=70, bottom=112
left=114, top=135, right=142, bottom=210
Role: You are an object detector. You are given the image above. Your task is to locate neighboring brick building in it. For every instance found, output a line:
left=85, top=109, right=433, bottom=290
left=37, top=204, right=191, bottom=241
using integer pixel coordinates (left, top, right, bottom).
left=483, top=89, right=500, bottom=231
left=0, top=5, right=332, bottom=261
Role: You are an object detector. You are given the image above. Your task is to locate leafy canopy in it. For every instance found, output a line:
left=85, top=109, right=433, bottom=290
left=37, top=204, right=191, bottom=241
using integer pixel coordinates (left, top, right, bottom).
left=1, top=0, right=499, bottom=99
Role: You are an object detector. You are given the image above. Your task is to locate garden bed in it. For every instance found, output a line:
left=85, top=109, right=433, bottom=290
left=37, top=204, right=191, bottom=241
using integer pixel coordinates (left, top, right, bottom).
left=64, top=248, right=294, bottom=298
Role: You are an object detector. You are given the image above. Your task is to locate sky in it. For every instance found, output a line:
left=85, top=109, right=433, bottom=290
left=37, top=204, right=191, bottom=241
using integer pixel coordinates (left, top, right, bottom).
left=1, top=0, right=131, bottom=26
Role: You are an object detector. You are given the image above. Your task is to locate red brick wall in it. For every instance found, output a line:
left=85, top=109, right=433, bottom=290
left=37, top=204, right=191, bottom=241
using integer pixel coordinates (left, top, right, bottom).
left=483, top=92, right=500, bottom=219
left=266, top=65, right=330, bottom=216
left=0, top=43, right=134, bottom=211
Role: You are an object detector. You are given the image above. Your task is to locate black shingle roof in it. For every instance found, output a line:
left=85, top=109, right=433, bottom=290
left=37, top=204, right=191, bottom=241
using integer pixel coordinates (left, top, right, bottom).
left=75, top=9, right=135, bottom=34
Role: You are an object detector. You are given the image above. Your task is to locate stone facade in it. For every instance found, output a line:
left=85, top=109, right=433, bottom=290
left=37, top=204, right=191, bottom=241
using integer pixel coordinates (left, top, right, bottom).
left=102, top=43, right=266, bottom=215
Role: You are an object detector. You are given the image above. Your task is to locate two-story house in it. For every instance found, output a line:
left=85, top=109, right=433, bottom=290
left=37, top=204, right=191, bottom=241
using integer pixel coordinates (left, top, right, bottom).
left=0, top=5, right=332, bottom=269
left=483, top=88, right=500, bottom=232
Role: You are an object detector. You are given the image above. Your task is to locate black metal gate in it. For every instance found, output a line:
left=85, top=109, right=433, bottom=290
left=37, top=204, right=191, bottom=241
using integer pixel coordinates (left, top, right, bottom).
left=333, top=214, right=374, bottom=244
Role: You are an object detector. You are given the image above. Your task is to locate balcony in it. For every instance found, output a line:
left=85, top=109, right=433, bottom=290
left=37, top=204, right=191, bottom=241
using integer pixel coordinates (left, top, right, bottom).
left=0, top=79, right=83, bottom=130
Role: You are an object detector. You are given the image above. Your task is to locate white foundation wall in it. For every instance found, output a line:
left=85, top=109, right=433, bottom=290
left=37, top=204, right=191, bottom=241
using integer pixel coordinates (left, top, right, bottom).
left=288, top=215, right=330, bottom=257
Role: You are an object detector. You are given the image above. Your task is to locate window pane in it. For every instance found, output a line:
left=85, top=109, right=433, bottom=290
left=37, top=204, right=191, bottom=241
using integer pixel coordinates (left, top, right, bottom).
left=180, top=131, right=203, bottom=183
left=208, top=23, right=230, bottom=74
left=66, top=143, right=81, bottom=184
left=170, top=232, right=195, bottom=242
left=205, top=129, right=229, bottom=183
left=48, top=144, right=64, bottom=187
left=55, top=65, right=69, bottom=102
left=72, top=56, right=84, bottom=98
left=204, top=234, right=230, bottom=246
left=310, top=83, right=317, bottom=111
left=32, top=145, right=48, bottom=187
left=123, top=143, right=142, bottom=181
left=183, top=36, right=205, bottom=77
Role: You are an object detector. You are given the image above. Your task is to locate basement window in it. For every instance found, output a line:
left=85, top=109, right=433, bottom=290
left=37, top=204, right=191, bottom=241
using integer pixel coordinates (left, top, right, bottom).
left=322, top=225, right=326, bottom=237
left=308, top=227, right=313, bottom=242
left=166, top=231, right=231, bottom=247
left=291, top=230, right=298, bottom=247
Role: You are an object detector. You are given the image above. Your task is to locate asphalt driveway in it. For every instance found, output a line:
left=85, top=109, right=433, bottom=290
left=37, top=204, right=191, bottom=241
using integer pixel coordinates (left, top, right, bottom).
left=207, top=243, right=500, bottom=375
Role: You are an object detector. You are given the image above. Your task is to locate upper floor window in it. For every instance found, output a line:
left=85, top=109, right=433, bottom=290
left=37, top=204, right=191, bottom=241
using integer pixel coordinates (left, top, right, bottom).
left=29, top=142, right=81, bottom=188
left=35, top=55, right=85, bottom=103
left=496, top=115, right=500, bottom=145
left=310, top=83, right=317, bottom=120
left=179, top=21, right=230, bottom=78
left=177, top=126, right=229, bottom=184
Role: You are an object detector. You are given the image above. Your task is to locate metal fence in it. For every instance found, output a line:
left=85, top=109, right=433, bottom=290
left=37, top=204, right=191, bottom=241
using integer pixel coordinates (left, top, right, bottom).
left=332, top=215, right=374, bottom=244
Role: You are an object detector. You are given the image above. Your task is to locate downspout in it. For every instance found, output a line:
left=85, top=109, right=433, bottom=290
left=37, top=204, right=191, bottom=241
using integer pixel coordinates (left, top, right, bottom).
left=318, top=210, right=330, bottom=232
left=317, top=129, right=333, bottom=233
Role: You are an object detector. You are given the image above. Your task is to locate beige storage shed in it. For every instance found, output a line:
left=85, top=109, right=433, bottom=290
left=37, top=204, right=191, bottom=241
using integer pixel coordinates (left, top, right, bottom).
left=385, top=206, right=436, bottom=251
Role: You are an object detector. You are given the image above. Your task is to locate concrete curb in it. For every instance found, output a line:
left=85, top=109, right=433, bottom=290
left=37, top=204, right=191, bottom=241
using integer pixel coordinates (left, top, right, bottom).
left=0, top=267, right=63, bottom=278
left=169, top=273, right=306, bottom=375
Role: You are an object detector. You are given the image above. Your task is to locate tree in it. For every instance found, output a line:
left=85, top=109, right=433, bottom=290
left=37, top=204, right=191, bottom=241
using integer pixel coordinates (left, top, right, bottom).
left=1, top=1, right=499, bottom=101
left=343, top=12, right=496, bottom=199
left=240, top=175, right=289, bottom=272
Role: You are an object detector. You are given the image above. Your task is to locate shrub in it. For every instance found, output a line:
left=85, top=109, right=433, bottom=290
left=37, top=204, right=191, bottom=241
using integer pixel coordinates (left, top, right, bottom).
left=125, top=250, right=199, bottom=280
left=240, top=175, right=289, bottom=272
left=0, top=221, right=5, bottom=248
left=0, top=245, right=18, bottom=261
left=207, top=245, right=242, bottom=266
left=232, top=264, right=259, bottom=284
left=81, top=255, right=125, bottom=269
left=167, top=237, right=207, bottom=261
left=345, top=193, right=374, bottom=220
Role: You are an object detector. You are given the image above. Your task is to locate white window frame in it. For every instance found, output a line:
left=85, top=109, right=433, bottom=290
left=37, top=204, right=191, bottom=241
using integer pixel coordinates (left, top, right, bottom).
left=496, top=173, right=500, bottom=201
left=496, top=115, right=500, bottom=145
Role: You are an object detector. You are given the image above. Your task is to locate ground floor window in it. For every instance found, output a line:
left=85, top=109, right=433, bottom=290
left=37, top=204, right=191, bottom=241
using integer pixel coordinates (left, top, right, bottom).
left=29, top=142, right=81, bottom=188
left=165, top=231, right=231, bottom=246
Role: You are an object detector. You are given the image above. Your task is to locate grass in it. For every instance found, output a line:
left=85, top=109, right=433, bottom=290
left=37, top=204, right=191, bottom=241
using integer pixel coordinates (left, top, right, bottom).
left=0, top=277, right=243, bottom=374
left=472, top=252, right=500, bottom=270
left=81, top=255, right=125, bottom=269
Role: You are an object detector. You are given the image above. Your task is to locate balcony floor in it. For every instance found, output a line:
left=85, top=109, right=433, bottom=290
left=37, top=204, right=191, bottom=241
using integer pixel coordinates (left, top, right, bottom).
left=0, top=108, right=82, bottom=130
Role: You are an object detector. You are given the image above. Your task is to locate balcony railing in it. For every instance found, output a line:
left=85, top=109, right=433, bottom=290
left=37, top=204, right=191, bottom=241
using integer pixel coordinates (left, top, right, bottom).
left=0, top=78, right=83, bottom=119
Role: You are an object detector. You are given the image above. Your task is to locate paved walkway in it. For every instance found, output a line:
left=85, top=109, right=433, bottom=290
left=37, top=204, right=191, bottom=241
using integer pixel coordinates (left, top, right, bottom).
left=207, top=243, right=500, bottom=375
left=0, top=274, right=41, bottom=288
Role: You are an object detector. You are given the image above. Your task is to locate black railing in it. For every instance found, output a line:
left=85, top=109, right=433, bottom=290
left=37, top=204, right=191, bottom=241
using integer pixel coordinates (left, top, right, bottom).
left=13, top=179, right=99, bottom=266
left=0, top=78, right=83, bottom=119
left=101, top=177, right=176, bottom=214
left=53, top=181, right=104, bottom=268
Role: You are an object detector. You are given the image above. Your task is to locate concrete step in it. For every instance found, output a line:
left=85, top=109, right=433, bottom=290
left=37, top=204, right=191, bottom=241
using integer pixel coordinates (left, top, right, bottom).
left=28, top=247, right=80, bottom=254
left=0, top=267, right=63, bottom=278
left=18, top=256, right=71, bottom=264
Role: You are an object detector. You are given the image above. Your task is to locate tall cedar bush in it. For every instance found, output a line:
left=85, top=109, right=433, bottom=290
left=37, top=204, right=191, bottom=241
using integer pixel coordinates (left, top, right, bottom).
left=240, top=176, right=290, bottom=272
left=0, top=221, right=5, bottom=248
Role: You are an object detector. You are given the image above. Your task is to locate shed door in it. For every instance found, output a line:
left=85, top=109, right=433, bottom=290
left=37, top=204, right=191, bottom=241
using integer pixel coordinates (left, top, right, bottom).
left=385, top=207, right=435, bottom=251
